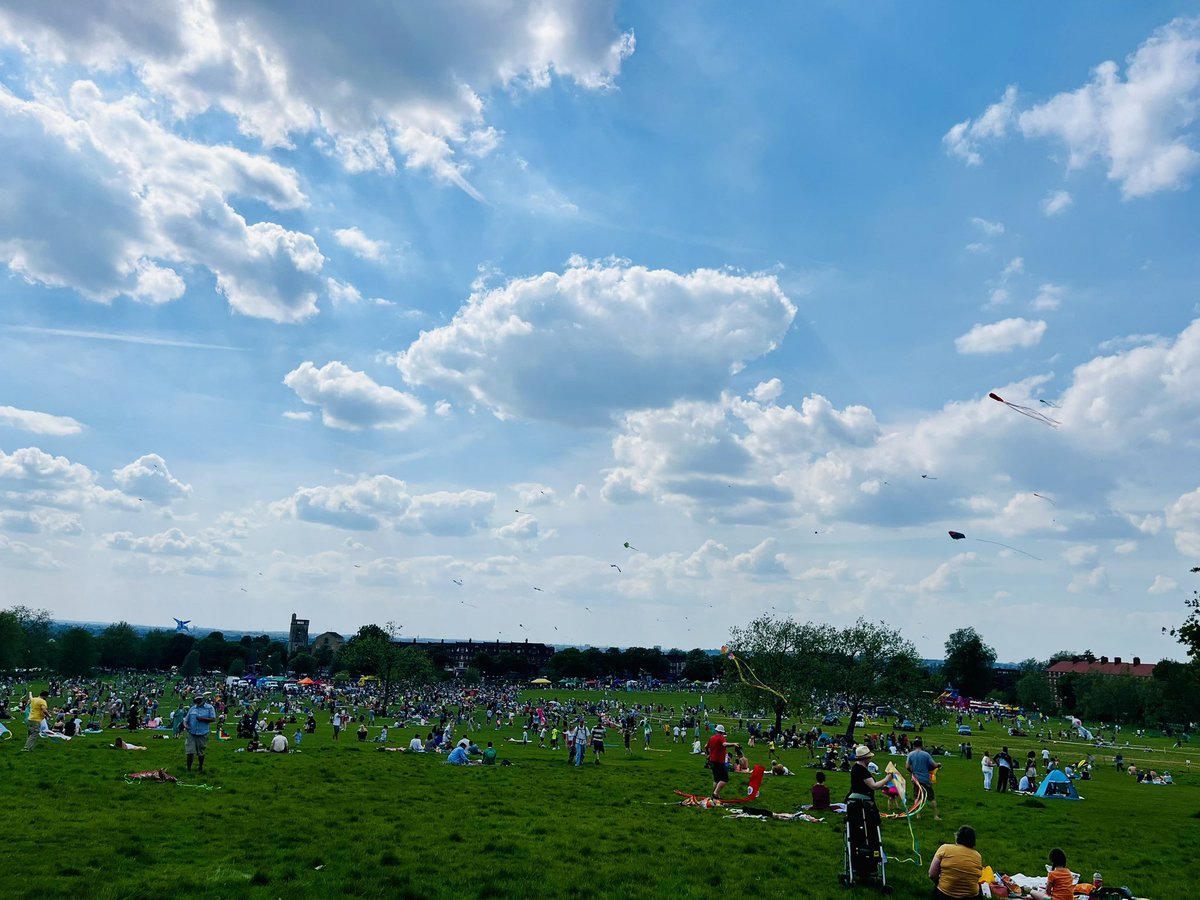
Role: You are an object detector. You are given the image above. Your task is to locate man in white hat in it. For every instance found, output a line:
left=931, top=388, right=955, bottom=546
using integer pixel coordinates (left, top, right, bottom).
left=705, top=724, right=740, bottom=800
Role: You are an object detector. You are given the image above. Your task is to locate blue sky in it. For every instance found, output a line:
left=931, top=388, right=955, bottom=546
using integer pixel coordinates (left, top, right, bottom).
left=2, top=1, right=1199, bottom=661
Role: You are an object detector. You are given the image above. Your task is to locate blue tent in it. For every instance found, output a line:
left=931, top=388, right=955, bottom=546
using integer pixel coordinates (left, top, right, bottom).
left=0, top=720, right=10, bottom=740
left=1034, top=768, right=1081, bottom=800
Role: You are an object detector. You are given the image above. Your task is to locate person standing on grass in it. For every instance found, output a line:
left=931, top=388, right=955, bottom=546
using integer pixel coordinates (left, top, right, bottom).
left=906, top=737, right=942, bottom=821
left=573, top=720, right=589, bottom=767
left=331, top=710, right=342, bottom=741
left=996, top=746, right=1012, bottom=793
left=623, top=723, right=633, bottom=757
left=590, top=717, right=606, bottom=764
left=706, top=724, right=732, bottom=800
left=183, top=695, right=216, bottom=774
left=23, top=690, right=49, bottom=751
left=643, top=720, right=652, bottom=749
left=981, top=751, right=994, bottom=791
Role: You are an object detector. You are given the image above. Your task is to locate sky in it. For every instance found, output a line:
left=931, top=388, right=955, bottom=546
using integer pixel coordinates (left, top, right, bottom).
left=1, top=2, right=1199, bottom=662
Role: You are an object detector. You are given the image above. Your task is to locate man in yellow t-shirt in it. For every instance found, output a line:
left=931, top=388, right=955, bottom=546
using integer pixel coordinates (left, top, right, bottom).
left=929, top=825, right=983, bottom=898
left=24, top=691, right=50, bottom=751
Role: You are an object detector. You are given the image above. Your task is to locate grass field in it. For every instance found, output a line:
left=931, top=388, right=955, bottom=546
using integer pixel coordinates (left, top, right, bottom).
left=2, top=689, right=1196, bottom=899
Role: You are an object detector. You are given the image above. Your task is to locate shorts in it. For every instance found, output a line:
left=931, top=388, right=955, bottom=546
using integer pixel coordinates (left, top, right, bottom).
left=918, top=780, right=934, bottom=801
left=711, top=762, right=729, bottom=784
left=592, top=740, right=604, bottom=753
left=184, top=732, right=209, bottom=755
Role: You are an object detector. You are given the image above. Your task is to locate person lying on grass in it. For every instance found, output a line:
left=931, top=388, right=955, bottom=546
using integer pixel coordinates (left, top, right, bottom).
left=112, top=737, right=147, bottom=750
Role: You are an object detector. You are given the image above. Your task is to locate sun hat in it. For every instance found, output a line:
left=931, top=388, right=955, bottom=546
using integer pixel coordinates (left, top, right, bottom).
left=854, top=744, right=874, bottom=759
left=715, top=724, right=726, bottom=734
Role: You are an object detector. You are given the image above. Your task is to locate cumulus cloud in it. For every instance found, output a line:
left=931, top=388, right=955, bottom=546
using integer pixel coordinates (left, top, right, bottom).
left=333, top=226, right=388, bottom=262
left=105, top=526, right=240, bottom=557
left=955, top=318, right=1047, bottom=354
left=0, top=533, right=62, bottom=570
left=971, top=217, right=1005, bottom=236
left=1068, top=566, right=1110, bottom=593
left=271, top=474, right=494, bottom=535
left=0, top=81, right=323, bottom=321
left=1167, top=486, right=1200, bottom=556
left=946, top=19, right=1200, bottom=197
left=0, top=1, right=634, bottom=196
left=0, top=508, right=83, bottom=536
left=1031, top=284, right=1064, bottom=312
left=392, top=258, right=796, bottom=425
left=0, top=405, right=84, bottom=436
left=943, top=86, right=1017, bottom=165
left=0, top=446, right=131, bottom=510
left=284, top=361, right=425, bottom=431
left=733, top=538, right=788, bottom=576
left=1041, top=190, right=1073, bottom=216
left=112, top=454, right=192, bottom=505
left=1148, top=574, right=1178, bottom=594
left=494, top=513, right=547, bottom=543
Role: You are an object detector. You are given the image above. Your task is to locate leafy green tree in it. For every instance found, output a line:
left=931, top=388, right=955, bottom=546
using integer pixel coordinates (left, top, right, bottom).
left=139, top=630, right=173, bottom=670
left=228, top=656, right=246, bottom=677
left=394, top=645, right=437, bottom=684
left=1153, top=659, right=1200, bottom=728
left=1016, top=670, right=1054, bottom=712
left=726, top=615, right=811, bottom=734
left=290, top=652, right=317, bottom=675
left=98, top=621, right=141, bottom=669
left=460, top=667, right=482, bottom=686
left=681, top=648, right=715, bottom=681
left=941, top=627, right=997, bottom=699
left=0, top=609, right=25, bottom=671
left=9, top=606, right=54, bottom=669
left=57, top=627, right=98, bottom=676
left=165, top=633, right=196, bottom=668
left=179, top=648, right=201, bottom=677
left=1164, top=589, right=1200, bottom=661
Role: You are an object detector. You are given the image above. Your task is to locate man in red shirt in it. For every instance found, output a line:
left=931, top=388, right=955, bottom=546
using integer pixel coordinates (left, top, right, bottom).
left=706, top=724, right=734, bottom=799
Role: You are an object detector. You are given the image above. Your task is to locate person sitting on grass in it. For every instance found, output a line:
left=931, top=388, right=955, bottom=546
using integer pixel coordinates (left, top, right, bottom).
left=1030, top=847, right=1072, bottom=900
left=770, top=760, right=792, bottom=776
left=691, top=738, right=703, bottom=755
left=357, top=722, right=369, bottom=742
left=1019, top=771, right=1036, bottom=793
left=375, top=726, right=388, bottom=744
left=734, top=751, right=751, bottom=773
left=482, top=741, right=498, bottom=765
left=270, top=732, right=289, bottom=753
left=810, top=771, right=831, bottom=810
left=929, top=825, right=983, bottom=900
left=446, top=743, right=479, bottom=765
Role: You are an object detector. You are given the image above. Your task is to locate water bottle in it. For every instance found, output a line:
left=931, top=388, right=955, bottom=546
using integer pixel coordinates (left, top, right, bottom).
left=1093, top=872, right=1102, bottom=889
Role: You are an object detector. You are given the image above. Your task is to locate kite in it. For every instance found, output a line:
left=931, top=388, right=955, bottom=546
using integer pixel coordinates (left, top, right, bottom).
left=988, top=392, right=1059, bottom=428
left=624, top=541, right=639, bottom=551
left=172, top=618, right=191, bottom=633
left=1191, top=567, right=1200, bottom=574
left=1032, top=492, right=1056, bottom=505
left=1038, top=399, right=1061, bottom=408
left=610, top=564, right=622, bottom=573
left=721, top=646, right=789, bottom=706
left=452, top=579, right=463, bottom=586
left=533, top=587, right=543, bottom=592
left=676, top=765, right=766, bottom=808
left=948, top=531, right=1040, bottom=560
left=921, top=475, right=937, bottom=480
left=880, top=762, right=925, bottom=866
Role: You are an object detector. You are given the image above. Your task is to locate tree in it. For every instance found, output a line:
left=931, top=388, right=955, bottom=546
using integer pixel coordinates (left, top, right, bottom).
left=393, top=645, right=436, bottom=684
left=1016, top=670, right=1054, bottom=713
left=808, top=619, right=930, bottom=744
left=139, top=630, right=173, bottom=670
left=1164, top=588, right=1200, bottom=661
left=57, top=627, right=98, bottom=677
left=942, top=627, right=997, bottom=699
left=179, top=649, right=201, bottom=677
left=726, top=615, right=814, bottom=734
left=0, top=609, right=25, bottom=671
left=1153, top=659, right=1200, bottom=728
left=681, top=648, right=715, bottom=682
left=290, top=652, right=317, bottom=676
left=228, top=657, right=246, bottom=677
left=98, top=621, right=141, bottom=669
left=9, top=606, right=53, bottom=669
left=338, top=623, right=408, bottom=709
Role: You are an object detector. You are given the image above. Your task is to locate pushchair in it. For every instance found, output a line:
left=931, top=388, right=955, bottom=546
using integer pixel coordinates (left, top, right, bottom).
left=838, top=797, right=891, bottom=892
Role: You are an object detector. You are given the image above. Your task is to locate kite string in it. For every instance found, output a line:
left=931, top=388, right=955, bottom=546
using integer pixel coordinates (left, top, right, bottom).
left=726, top=652, right=789, bottom=706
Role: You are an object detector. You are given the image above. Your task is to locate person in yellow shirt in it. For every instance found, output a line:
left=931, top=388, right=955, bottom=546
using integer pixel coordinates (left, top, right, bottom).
left=928, top=825, right=983, bottom=899
left=24, top=691, right=50, bottom=751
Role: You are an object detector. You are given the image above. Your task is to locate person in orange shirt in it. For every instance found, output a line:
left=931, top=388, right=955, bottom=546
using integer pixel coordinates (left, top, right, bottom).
left=1031, top=848, right=1073, bottom=900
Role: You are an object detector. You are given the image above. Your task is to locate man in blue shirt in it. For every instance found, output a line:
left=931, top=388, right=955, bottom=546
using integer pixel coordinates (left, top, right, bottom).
left=905, top=736, right=941, bottom=821
left=182, top=695, right=216, bottom=774
left=446, top=744, right=477, bottom=765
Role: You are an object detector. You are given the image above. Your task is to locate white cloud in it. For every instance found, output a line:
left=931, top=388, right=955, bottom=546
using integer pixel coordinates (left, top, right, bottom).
left=327, top=278, right=364, bottom=306
left=282, top=410, right=313, bottom=421
left=1148, top=575, right=1178, bottom=594
left=494, top=513, right=546, bottom=543
left=333, top=227, right=388, bottom=262
left=971, top=217, right=1005, bottom=236
left=105, top=526, right=240, bottom=557
left=943, top=85, right=1018, bottom=164
left=1031, top=284, right=1065, bottom=312
left=0, top=405, right=84, bottom=436
left=1062, top=544, right=1099, bottom=567
left=0, top=1, right=634, bottom=196
left=1041, top=190, right=1073, bottom=216
left=0, top=508, right=83, bottom=536
left=947, top=19, right=1200, bottom=197
left=733, top=538, right=788, bottom=576
left=955, top=318, right=1047, bottom=354
left=987, top=288, right=1009, bottom=307
left=1001, top=257, right=1024, bottom=280
left=0, top=533, right=62, bottom=570
left=0, top=446, right=131, bottom=510
left=112, top=454, right=192, bottom=505
left=394, top=259, right=796, bottom=425
left=1068, top=566, right=1110, bottom=593
left=515, top=484, right=555, bottom=507
left=271, top=474, right=494, bottom=535
left=284, top=361, right=425, bottom=431
left=0, top=81, right=324, bottom=322
left=1167, top=486, right=1200, bottom=556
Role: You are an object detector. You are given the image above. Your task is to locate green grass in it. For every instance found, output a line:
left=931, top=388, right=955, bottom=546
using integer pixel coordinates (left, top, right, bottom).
left=2, top=690, right=1196, bottom=898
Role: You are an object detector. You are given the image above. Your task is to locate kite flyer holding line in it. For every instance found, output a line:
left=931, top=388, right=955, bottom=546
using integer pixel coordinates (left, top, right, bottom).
left=182, top=695, right=216, bottom=775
